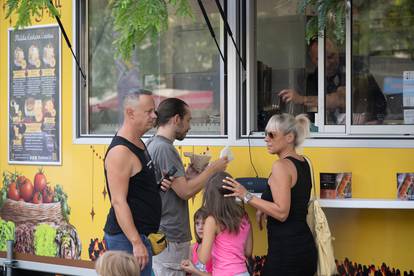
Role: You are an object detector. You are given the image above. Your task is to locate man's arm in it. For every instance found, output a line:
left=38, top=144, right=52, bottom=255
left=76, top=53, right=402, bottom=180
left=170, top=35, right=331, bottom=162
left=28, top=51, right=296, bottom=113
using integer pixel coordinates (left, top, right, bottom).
left=105, top=146, right=148, bottom=269
left=279, top=87, right=345, bottom=110
left=279, top=89, right=317, bottom=108
left=172, top=157, right=228, bottom=200
left=326, top=86, right=345, bottom=110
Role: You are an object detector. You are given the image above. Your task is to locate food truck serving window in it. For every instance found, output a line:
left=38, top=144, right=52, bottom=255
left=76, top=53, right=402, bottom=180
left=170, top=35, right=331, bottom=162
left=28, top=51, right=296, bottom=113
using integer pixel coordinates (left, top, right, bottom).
left=75, top=0, right=414, bottom=144
left=241, top=0, right=414, bottom=138
left=76, top=0, right=228, bottom=138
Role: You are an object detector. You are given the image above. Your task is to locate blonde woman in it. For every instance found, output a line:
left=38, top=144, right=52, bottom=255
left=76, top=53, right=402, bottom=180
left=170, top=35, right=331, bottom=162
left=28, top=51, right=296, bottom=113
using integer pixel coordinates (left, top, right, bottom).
left=223, top=114, right=317, bottom=276
left=95, top=251, right=140, bottom=276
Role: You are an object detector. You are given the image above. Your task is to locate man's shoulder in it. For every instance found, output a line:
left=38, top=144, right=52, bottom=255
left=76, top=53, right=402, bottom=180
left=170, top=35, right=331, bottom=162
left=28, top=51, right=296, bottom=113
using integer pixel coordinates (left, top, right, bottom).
left=107, top=144, right=132, bottom=156
left=105, top=145, right=135, bottom=167
left=146, top=136, right=175, bottom=152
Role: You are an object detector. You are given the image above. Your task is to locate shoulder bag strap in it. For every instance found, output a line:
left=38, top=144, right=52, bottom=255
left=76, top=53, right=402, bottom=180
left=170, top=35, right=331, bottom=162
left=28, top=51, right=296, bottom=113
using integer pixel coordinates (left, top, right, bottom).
left=303, top=155, right=317, bottom=200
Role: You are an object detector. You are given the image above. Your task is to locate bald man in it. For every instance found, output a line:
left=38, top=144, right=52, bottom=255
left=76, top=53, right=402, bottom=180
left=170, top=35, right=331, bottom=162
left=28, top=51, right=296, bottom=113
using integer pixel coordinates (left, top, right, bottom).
left=278, top=38, right=386, bottom=125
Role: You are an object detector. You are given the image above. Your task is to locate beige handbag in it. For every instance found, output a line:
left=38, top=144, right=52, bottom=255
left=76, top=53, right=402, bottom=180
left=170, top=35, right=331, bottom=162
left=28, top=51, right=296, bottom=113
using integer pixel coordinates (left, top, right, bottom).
left=304, top=156, right=337, bottom=276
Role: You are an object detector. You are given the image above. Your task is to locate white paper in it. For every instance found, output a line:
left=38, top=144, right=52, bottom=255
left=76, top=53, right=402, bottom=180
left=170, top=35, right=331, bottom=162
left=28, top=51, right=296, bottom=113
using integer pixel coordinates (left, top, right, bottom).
left=403, top=71, right=414, bottom=107
left=220, top=146, right=234, bottom=161
left=404, top=109, right=414, bottom=124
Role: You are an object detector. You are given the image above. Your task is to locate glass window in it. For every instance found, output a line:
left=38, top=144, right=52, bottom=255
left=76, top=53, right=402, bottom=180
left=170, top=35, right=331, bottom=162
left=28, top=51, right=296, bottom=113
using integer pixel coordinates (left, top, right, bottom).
left=352, top=0, right=414, bottom=126
left=244, top=0, right=319, bottom=134
left=245, top=0, right=414, bottom=136
left=323, top=34, right=346, bottom=126
left=79, top=0, right=226, bottom=136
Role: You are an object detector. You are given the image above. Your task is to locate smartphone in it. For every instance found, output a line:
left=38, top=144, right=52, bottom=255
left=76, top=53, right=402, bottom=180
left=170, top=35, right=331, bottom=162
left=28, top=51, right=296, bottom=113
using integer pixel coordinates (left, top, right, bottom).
left=158, top=166, right=177, bottom=190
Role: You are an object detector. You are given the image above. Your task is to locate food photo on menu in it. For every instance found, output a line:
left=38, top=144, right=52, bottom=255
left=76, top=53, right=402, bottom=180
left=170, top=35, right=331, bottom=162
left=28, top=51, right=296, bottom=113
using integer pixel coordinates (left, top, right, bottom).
left=43, top=44, right=56, bottom=68
left=397, top=173, right=414, bottom=200
left=320, top=172, right=352, bottom=199
left=14, top=46, right=27, bottom=69
left=28, top=44, right=41, bottom=68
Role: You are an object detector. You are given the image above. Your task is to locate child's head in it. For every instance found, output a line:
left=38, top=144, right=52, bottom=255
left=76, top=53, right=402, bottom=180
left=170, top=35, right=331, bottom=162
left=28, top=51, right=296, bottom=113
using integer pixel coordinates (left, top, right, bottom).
left=95, top=250, right=140, bottom=276
left=193, top=207, right=209, bottom=243
left=202, top=171, right=245, bottom=234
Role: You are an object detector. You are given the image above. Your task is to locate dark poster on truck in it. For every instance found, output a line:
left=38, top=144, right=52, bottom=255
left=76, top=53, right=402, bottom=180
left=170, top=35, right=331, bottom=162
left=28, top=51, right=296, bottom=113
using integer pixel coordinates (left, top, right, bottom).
left=8, top=25, right=61, bottom=165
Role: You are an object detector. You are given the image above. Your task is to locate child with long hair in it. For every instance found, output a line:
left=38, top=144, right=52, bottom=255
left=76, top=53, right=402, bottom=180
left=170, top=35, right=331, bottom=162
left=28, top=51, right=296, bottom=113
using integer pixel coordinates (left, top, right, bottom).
left=181, top=207, right=213, bottom=275
left=194, top=172, right=253, bottom=276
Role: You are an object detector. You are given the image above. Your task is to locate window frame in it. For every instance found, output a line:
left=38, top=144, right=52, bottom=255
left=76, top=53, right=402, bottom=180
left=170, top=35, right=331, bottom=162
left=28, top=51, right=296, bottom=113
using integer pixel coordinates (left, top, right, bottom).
left=347, top=1, right=414, bottom=136
left=73, top=0, right=229, bottom=143
left=241, top=0, right=414, bottom=145
left=73, top=0, right=414, bottom=147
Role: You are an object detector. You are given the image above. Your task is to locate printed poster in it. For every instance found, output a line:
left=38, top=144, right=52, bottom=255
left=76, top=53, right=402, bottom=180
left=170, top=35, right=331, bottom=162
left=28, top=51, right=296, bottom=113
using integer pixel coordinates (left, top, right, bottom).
left=8, top=25, right=61, bottom=165
left=403, top=71, right=414, bottom=107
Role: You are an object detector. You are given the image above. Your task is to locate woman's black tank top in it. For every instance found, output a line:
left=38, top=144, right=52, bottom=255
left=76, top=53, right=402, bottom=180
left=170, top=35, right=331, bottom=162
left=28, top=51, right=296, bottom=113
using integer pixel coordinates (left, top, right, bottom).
left=103, top=135, right=161, bottom=236
left=261, top=156, right=312, bottom=235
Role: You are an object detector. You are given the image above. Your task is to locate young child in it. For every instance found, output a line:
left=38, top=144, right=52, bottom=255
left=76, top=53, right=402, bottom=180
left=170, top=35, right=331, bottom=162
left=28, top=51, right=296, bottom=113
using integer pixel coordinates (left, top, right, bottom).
left=195, top=172, right=253, bottom=276
left=181, top=207, right=213, bottom=276
left=95, top=250, right=140, bottom=276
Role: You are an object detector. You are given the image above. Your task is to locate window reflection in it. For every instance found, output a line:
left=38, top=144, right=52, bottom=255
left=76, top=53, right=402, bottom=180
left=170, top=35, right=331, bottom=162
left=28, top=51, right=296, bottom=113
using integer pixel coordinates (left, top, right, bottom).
left=352, top=0, right=414, bottom=125
left=84, top=0, right=226, bottom=135
left=253, top=0, right=349, bottom=132
left=324, top=37, right=346, bottom=125
left=255, top=0, right=307, bottom=132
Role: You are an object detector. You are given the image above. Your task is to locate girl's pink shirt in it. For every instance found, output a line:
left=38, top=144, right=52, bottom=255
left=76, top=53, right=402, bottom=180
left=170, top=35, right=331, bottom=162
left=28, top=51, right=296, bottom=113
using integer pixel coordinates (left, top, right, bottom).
left=211, top=216, right=250, bottom=276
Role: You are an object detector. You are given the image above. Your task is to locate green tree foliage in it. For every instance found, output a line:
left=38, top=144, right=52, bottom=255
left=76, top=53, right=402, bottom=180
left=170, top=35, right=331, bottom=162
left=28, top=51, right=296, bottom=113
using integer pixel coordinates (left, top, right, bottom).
left=111, top=0, right=192, bottom=60
left=5, top=0, right=193, bottom=61
left=298, top=0, right=347, bottom=44
left=353, top=0, right=414, bottom=57
left=5, top=0, right=60, bottom=28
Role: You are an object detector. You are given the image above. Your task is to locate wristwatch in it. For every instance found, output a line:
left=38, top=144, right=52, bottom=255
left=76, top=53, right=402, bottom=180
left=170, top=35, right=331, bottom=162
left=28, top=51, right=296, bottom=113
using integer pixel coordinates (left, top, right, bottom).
left=243, top=192, right=254, bottom=204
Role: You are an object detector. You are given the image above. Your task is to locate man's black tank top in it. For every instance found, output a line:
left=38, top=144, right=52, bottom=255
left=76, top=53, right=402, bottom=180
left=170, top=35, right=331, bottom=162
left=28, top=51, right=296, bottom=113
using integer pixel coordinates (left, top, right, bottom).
left=103, top=135, right=161, bottom=236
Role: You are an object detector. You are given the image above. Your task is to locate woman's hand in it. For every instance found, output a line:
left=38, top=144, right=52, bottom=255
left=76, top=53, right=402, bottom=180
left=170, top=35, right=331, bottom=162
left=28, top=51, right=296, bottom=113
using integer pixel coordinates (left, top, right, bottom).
left=256, top=210, right=267, bottom=230
left=222, top=177, right=248, bottom=200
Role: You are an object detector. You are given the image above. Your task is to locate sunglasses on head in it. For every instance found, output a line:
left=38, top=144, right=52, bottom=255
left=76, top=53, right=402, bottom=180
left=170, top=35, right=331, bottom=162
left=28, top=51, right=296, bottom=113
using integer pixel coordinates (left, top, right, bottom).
left=265, top=130, right=277, bottom=139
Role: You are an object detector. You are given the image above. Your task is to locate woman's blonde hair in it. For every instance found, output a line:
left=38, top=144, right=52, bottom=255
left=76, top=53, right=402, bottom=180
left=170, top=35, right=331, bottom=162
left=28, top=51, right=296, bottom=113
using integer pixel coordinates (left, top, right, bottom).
left=95, top=251, right=140, bottom=276
left=265, top=113, right=310, bottom=147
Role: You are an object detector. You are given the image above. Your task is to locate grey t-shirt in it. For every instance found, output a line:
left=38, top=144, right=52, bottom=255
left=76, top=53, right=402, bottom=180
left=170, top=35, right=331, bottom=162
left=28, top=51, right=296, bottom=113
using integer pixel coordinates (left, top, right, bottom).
left=146, top=135, right=191, bottom=242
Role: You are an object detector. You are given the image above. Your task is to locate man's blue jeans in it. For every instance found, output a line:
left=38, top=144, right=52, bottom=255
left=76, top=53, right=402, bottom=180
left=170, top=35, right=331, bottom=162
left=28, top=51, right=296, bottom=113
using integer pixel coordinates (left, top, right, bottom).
left=104, top=232, right=153, bottom=276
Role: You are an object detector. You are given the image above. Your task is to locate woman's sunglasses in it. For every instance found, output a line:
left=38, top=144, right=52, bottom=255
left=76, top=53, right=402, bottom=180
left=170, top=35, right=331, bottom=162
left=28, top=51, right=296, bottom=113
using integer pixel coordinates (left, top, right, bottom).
left=265, top=131, right=277, bottom=139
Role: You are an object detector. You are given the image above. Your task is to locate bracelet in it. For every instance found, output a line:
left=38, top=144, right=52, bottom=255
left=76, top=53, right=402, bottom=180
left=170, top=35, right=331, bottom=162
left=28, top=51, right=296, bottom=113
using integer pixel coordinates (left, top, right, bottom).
left=195, top=261, right=207, bottom=272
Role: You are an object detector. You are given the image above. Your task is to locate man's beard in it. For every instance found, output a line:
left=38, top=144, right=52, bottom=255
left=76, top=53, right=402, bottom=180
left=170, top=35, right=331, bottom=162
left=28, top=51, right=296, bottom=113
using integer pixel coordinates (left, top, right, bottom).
left=176, top=133, right=186, bottom=141
left=176, top=129, right=187, bottom=141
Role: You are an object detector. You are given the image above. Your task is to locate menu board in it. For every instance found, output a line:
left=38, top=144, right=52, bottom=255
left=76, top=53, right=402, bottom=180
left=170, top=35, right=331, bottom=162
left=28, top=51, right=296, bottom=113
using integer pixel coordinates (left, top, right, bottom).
left=8, top=25, right=61, bottom=165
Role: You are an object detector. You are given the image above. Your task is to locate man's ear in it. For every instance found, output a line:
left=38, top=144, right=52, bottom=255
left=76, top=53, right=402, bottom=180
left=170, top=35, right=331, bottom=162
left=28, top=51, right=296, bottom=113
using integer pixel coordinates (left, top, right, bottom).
left=173, top=114, right=181, bottom=124
left=125, top=107, right=134, bottom=118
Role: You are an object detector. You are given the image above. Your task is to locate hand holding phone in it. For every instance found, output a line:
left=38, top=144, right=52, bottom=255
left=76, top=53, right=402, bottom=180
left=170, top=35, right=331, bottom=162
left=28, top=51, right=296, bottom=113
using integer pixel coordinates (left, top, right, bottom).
left=159, top=166, right=177, bottom=191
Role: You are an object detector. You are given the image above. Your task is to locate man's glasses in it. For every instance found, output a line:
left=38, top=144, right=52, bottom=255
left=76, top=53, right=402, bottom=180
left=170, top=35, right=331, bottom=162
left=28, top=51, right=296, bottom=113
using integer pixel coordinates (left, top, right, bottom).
left=265, top=130, right=276, bottom=139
